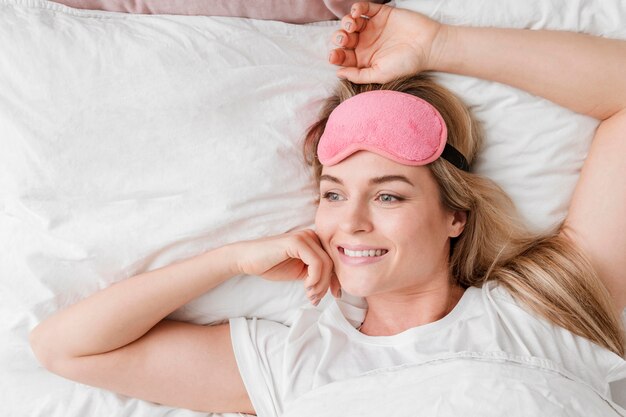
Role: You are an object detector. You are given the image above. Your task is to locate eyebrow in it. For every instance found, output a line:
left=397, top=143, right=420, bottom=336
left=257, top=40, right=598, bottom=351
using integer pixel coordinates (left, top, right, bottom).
left=319, top=174, right=414, bottom=187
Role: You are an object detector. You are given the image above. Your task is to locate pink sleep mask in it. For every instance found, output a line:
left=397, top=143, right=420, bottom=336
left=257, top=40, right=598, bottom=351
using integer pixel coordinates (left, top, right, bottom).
left=317, top=90, right=469, bottom=171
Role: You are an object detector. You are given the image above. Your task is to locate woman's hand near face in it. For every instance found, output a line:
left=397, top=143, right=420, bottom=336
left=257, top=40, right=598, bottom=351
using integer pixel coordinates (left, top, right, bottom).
left=329, top=2, right=443, bottom=84
left=227, top=229, right=340, bottom=305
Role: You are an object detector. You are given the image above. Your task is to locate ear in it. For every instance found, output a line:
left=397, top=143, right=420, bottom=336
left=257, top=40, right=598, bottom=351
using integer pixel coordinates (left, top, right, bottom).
left=448, top=210, right=467, bottom=238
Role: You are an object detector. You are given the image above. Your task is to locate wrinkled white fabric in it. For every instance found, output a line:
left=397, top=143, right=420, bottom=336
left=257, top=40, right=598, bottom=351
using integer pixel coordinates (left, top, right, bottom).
left=230, top=283, right=626, bottom=417
left=282, top=354, right=625, bottom=417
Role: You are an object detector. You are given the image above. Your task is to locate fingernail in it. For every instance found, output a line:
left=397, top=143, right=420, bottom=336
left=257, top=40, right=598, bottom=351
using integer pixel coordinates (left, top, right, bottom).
left=336, top=34, right=344, bottom=43
left=306, top=286, right=313, bottom=291
left=345, top=22, right=351, bottom=31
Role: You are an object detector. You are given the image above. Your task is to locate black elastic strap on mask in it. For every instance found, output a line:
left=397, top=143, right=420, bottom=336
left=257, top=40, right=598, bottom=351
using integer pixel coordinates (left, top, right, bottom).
left=441, top=143, right=470, bottom=172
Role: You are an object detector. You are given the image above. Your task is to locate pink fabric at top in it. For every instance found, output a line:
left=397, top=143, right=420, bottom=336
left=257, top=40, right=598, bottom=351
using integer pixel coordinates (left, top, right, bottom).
left=317, top=90, right=448, bottom=167
left=49, top=0, right=389, bottom=23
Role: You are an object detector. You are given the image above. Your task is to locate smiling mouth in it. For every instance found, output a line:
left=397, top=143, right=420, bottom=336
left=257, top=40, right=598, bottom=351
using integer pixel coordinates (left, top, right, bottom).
left=339, top=247, right=389, bottom=258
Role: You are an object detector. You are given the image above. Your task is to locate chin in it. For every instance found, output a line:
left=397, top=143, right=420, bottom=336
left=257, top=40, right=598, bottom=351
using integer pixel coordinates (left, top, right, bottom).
left=337, top=274, right=380, bottom=298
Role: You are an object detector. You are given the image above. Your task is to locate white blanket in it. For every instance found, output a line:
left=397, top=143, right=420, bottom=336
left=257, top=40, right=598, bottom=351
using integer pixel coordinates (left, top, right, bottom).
left=282, top=353, right=626, bottom=416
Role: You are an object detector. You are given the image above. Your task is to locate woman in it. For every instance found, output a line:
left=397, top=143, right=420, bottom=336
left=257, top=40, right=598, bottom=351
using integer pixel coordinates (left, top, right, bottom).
left=30, top=1, right=625, bottom=415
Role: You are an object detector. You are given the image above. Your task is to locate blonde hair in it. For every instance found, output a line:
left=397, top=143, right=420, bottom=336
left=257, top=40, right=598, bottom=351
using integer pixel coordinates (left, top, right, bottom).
left=303, top=74, right=625, bottom=356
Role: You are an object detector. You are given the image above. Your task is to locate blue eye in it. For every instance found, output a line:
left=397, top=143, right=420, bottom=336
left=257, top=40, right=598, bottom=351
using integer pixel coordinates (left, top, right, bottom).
left=322, top=192, right=343, bottom=202
left=378, top=194, right=402, bottom=203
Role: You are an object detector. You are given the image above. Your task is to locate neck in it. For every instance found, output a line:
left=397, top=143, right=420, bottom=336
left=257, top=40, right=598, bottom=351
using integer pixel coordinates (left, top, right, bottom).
left=359, top=283, right=465, bottom=336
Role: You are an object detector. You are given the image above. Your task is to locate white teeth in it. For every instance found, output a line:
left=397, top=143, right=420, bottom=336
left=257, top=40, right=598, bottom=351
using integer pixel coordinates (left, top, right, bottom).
left=343, top=248, right=388, bottom=257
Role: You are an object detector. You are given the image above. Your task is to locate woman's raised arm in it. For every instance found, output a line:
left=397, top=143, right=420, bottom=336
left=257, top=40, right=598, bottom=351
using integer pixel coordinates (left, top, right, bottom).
left=430, top=10, right=626, bottom=314
left=330, top=2, right=626, bottom=312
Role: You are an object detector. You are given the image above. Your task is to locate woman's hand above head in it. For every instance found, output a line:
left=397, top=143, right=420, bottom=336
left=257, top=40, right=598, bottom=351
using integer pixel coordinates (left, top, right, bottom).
left=329, top=2, right=444, bottom=84
left=228, top=229, right=340, bottom=306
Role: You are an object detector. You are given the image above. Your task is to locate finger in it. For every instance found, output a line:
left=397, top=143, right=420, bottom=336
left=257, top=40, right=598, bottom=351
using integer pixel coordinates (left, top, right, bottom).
left=299, top=234, right=333, bottom=304
left=329, top=47, right=358, bottom=68
left=303, top=241, right=331, bottom=295
left=297, top=232, right=321, bottom=296
left=350, top=1, right=385, bottom=20
left=336, top=65, right=394, bottom=84
left=301, top=230, right=332, bottom=289
left=290, top=236, right=325, bottom=294
left=329, top=272, right=341, bottom=298
left=340, top=15, right=355, bottom=33
left=341, top=14, right=367, bottom=34
left=332, top=29, right=359, bottom=49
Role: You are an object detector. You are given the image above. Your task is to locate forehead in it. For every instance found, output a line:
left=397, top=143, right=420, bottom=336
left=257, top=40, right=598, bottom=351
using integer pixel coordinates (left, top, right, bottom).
left=320, top=151, right=436, bottom=188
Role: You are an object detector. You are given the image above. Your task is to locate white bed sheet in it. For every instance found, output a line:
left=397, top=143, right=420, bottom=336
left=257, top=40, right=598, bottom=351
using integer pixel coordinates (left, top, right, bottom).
left=0, top=0, right=625, bottom=415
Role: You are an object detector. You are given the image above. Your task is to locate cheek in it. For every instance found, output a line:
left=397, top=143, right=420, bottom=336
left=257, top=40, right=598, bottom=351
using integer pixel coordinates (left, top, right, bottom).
left=386, top=210, right=449, bottom=255
left=314, top=206, right=333, bottom=249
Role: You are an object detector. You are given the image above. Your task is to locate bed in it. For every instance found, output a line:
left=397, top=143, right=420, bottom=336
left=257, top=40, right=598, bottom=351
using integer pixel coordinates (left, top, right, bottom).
left=0, top=0, right=624, bottom=416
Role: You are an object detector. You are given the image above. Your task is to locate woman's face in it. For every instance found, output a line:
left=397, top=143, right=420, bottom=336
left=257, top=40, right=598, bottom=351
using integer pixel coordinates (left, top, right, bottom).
left=315, top=151, right=466, bottom=298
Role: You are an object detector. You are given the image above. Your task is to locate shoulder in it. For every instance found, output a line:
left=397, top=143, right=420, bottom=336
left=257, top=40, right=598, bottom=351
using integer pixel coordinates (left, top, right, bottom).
left=476, top=282, right=625, bottom=386
left=286, top=294, right=366, bottom=343
left=229, top=294, right=362, bottom=352
left=477, top=281, right=564, bottom=332
left=471, top=282, right=584, bottom=352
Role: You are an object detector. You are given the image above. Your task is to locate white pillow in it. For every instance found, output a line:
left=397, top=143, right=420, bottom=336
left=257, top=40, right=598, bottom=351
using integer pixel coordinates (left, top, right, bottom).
left=397, top=0, right=626, bottom=36
left=0, top=0, right=338, bottom=327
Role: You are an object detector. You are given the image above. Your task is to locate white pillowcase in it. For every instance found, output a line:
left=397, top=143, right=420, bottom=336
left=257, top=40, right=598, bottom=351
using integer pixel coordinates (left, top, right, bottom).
left=0, top=0, right=337, bottom=328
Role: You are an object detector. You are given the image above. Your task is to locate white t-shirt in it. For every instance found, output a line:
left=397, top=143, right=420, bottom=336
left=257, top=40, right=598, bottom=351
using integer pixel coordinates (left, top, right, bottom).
left=229, top=282, right=626, bottom=417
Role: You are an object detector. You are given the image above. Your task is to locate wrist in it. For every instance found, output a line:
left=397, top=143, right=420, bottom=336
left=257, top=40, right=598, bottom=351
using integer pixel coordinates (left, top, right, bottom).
left=426, top=23, right=460, bottom=73
left=209, top=243, right=241, bottom=278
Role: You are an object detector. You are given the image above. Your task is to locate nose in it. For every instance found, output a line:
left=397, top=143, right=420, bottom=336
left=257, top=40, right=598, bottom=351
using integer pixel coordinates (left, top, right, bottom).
left=339, top=199, right=373, bottom=234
